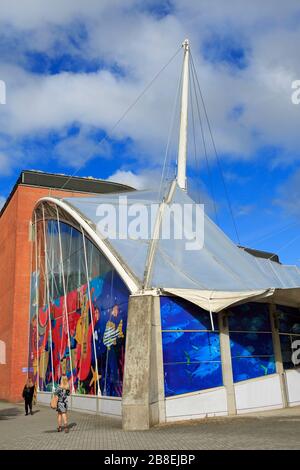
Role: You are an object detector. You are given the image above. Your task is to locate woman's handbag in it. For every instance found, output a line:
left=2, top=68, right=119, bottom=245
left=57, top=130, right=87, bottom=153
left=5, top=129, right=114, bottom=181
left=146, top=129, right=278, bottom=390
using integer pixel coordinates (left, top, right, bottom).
left=50, top=394, right=58, bottom=410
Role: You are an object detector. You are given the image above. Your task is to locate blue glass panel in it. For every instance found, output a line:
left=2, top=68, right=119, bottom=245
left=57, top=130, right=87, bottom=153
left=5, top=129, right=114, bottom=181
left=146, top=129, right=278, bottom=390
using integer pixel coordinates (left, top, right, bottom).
left=160, top=296, right=222, bottom=396
left=230, top=332, right=274, bottom=357
left=232, top=356, right=276, bottom=382
left=160, top=296, right=218, bottom=331
left=162, top=331, right=221, bottom=363
left=91, top=273, right=129, bottom=397
left=164, top=362, right=223, bottom=397
left=279, top=334, right=300, bottom=370
left=95, top=271, right=128, bottom=311
left=228, top=303, right=271, bottom=332
left=277, top=305, right=300, bottom=334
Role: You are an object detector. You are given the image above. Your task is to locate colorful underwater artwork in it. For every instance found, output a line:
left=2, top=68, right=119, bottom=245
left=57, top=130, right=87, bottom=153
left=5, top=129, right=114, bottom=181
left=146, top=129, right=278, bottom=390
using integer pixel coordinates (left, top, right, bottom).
left=228, top=303, right=276, bottom=383
left=29, top=224, right=129, bottom=397
left=161, top=296, right=219, bottom=331
left=160, top=296, right=223, bottom=397
left=231, top=356, right=276, bottom=382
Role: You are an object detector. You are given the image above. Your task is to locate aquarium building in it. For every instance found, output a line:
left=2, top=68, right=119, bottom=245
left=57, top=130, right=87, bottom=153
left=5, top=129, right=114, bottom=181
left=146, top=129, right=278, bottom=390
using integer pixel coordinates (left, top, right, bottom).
left=27, top=40, right=300, bottom=430
left=30, top=181, right=300, bottom=430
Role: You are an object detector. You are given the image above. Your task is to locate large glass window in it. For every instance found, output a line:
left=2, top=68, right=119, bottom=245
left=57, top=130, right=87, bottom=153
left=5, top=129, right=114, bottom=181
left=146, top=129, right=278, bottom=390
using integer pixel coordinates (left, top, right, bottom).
left=276, top=304, right=300, bottom=370
left=28, top=217, right=129, bottom=397
left=227, top=303, right=276, bottom=382
left=160, top=296, right=222, bottom=397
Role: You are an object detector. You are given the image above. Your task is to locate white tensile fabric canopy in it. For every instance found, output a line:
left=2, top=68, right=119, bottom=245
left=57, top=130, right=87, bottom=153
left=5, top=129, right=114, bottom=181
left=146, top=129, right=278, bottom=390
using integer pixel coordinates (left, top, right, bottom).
left=162, top=288, right=275, bottom=313
left=57, top=182, right=300, bottom=313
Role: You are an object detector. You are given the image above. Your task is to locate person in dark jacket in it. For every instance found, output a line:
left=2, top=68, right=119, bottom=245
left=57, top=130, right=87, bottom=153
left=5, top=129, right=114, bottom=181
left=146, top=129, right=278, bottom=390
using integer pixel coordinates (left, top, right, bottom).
left=22, top=378, right=35, bottom=416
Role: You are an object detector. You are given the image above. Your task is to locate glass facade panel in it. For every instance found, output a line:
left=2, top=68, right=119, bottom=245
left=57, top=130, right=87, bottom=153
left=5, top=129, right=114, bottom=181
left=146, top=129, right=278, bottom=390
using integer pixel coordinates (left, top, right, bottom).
left=163, top=362, right=223, bottom=397
left=228, top=303, right=271, bottom=332
left=160, top=297, right=222, bottom=397
left=28, top=218, right=129, bottom=397
left=162, top=331, right=221, bottom=363
left=228, top=303, right=275, bottom=383
left=277, top=305, right=300, bottom=334
left=230, top=332, right=274, bottom=357
left=231, top=356, right=276, bottom=382
left=161, top=296, right=219, bottom=331
left=277, top=304, right=300, bottom=370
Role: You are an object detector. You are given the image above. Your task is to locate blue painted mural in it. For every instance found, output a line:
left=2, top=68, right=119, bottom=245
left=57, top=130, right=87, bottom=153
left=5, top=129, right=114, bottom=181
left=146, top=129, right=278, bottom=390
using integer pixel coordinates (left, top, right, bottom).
left=160, top=297, right=223, bottom=397
left=228, top=303, right=276, bottom=382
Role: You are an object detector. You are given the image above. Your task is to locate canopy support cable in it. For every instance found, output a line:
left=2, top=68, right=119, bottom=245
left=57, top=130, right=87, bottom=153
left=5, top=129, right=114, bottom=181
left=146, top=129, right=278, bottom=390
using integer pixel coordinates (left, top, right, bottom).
left=56, top=207, right=75, bottom=394
left=81, top=228, right=102, bottom=397
left=158, top=55, right=183, bottom=202
left=60, top=46, right=182, bottom=192
left=34, top=211, right=40, bottom=391
left=189, top=58, right=219, bottom=224
left=190, top=52, right=240, bottom=244
left=42, top=205, right=55, bottom=393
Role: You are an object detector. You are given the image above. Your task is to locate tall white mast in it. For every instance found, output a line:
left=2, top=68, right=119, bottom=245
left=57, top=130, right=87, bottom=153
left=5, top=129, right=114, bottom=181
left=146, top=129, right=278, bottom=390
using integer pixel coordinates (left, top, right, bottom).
left=177, top=38, right=190, bottom=191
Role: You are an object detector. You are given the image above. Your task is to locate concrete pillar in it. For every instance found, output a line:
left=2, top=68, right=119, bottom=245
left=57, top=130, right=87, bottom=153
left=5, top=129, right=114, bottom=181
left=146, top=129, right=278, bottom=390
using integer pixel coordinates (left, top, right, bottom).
left=269, top=304, right=288, bottom=407
left=149, top=295, right=166, bottom=426
left=122, top=294, right=165, bottom=430
left=218, top=312, right=236, bottom=415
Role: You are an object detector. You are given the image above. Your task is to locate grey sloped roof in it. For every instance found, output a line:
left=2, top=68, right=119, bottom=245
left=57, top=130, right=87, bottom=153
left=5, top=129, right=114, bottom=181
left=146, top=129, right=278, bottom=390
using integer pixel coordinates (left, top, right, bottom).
left=62, top=182, right=300, bottom=299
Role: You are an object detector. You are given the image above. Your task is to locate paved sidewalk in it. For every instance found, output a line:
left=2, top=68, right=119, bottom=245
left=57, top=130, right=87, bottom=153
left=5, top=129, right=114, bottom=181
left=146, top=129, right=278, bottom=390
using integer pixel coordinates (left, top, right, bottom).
left=0, top=400, right=300, bottom=450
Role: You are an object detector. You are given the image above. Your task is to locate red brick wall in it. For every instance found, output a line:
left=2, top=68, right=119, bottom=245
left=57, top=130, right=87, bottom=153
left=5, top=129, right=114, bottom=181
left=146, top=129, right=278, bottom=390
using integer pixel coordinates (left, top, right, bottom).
left=0, top=190, right=18, bottom=401
left=0, top=185, right=100, bottom=402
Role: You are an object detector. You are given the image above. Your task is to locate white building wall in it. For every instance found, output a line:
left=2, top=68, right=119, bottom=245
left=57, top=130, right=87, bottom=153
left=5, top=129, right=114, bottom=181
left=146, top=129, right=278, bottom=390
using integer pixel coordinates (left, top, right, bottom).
left=37, top=391, right=51, bottom=406
left=37, top=392, right=122, bottom=417
left=39, top=370, right=300, bottom=422
left=285, top=369, right=300, bottom=406
left=165, top=386, right=228, bottom=422
left=234, top=374, right=283, bottom=414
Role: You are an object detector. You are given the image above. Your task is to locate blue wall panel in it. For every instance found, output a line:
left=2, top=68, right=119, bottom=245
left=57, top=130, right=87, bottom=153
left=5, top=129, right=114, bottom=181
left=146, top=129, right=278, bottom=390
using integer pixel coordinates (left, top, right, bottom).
left=160, top=297, right=222, bottom=397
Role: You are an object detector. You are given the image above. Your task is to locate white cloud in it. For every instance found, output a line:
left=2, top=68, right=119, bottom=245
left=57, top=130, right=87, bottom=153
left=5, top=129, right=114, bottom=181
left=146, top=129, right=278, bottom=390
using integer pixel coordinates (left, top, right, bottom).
left=275, top=169, right=300, bottom=217
left=235, top=204, right=256, bottom=217
left=53, top=126, right=112, bottom=168
left=0, top=0, right=300, bottom=173
left=0, top=1, right=128, bottom=30
left=0, top=152, right=13, bottom=176
left=106, top=169, right=161, bottom=190
left=0, top=196, right=6, bottom=209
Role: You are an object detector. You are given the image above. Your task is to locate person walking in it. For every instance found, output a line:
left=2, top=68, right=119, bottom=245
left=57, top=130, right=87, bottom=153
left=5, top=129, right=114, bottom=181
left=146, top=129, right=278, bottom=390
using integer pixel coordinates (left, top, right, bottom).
left=54, top=375, right=70, bottom=433
left=22, top=378, right=35, bottom=416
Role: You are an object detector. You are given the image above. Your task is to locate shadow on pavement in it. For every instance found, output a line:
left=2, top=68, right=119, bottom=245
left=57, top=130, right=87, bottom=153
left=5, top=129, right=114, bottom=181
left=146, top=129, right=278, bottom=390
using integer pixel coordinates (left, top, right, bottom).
left=0, top=407, right=23, bottom=420
left=43, top=422, right=77, bottom=434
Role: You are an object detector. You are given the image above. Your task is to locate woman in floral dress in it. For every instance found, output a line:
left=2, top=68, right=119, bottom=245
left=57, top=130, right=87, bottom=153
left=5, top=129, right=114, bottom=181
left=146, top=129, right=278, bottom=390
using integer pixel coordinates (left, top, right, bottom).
left=54, top=375, right=70, bottom=433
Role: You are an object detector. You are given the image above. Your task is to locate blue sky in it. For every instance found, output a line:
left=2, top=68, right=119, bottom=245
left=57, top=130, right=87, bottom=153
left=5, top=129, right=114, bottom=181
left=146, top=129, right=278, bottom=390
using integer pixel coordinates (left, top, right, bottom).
left=0, top=0, right=300, bottom=265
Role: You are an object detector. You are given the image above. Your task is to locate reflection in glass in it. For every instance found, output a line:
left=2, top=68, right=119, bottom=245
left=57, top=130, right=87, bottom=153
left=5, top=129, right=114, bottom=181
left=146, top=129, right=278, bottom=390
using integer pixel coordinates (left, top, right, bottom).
left=228, top=303, right=275, bottom=383
left=28, top=219, right=129, bottom=397
left=161, top=297, right=222, bottom=397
